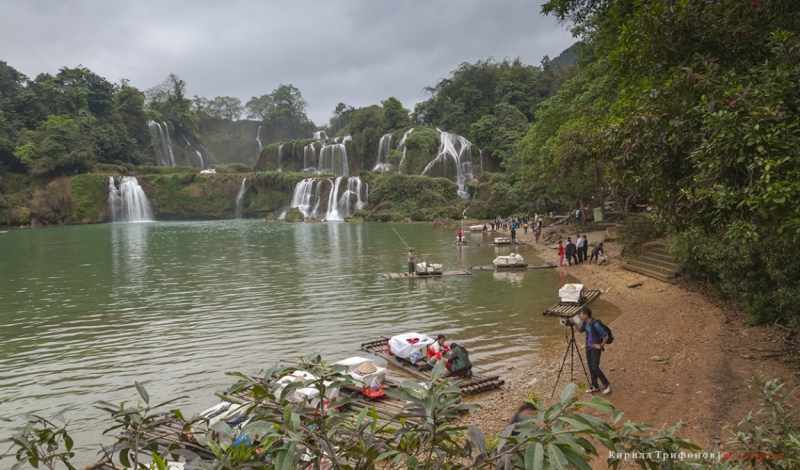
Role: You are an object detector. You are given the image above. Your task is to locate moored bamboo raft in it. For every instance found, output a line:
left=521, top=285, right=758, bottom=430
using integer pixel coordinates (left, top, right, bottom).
left=469, top=264, right=556, bottom=271
left=542, top=289, right=601, bottom=317
left=360, top=339, right=504, bottom=395
left=477, top=241, right=528, bottom=246
left=381, top=270, right=471, bottom=279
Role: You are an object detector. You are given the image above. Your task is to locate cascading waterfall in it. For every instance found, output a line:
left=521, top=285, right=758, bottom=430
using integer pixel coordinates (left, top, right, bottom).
left=277, top=144, right=284, bottom=172
left=235, top=177, right=248, bottom=219
left=318, top=144, right=349, bottom=176
left=162, top=122, right=176, bottom=166
left=108, top=176, right=154, bottom=222
left=282, top=176, right=369, bottom=220
left=373, top=133, right=393, bottom=172
left=303, top=143, right=316, bottom=171
left=255, top=126, right=263, bottom=162
left=313, top=131, right=328, bottom=141
left=422, top=130, right=474, bottom=198
left=195, top=151, right=204, bottom=168
left=338, top=176, right=366, bottom=217
left=182, top=135, right=204, bottom=168
left=147, top=120, right=176, bottom=166
left=396, top=128, right=414, bottom=173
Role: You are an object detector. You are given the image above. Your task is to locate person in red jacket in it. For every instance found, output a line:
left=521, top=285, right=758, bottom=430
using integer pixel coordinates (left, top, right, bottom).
left=427, top=334, right=449, bottom=365
left=457, top=228, right=463, bottom=242
left=558, top=240, right=565, bottom=266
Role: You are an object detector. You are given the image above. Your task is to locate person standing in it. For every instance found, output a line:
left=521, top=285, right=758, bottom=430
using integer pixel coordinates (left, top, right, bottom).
left=523, top=222, right=529, bottom=235
left=576, top=235, right=585, bottom=263
left=534, top=226, right=541, bottom=244
left=510, top=226, right=516, bottom=244
left=565, top=237, right=578, bottom=266
left=577, top=307, right=611, bottom=395
left=558, top=240, right=565, bottom=266
left=581, top=235, right=589, bottom=262
left=457, top=227, right=463, bottom=243
left=407, top=249, right=416, bottom=275
left=589, top=242, right=604, bottom=264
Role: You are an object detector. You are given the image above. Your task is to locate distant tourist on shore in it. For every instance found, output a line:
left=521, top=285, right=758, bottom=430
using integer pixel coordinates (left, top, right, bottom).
left=581, top=235, right=589, bottom=262
left=534, top=226, right=541, bottom=244
left=558, top=240, right=565, bottom=266
left=510, top=226, right=516, bottom=244
left=576, top=235, right=585, bottom=263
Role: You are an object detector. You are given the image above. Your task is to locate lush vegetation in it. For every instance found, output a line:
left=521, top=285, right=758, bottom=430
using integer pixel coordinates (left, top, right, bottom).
left=2, top=357, right=796, bottom=469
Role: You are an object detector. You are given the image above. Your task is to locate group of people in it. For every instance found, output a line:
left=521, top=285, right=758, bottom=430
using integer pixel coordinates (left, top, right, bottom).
left=557, top=236, right=604, bottom=266
left=487, top=214, right=544, bottom=244
left=426, top=334, right=473, bottom=378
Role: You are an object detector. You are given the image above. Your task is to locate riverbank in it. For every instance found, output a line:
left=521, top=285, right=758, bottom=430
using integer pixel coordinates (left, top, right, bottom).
left=463, top=223, right=800, bottom=453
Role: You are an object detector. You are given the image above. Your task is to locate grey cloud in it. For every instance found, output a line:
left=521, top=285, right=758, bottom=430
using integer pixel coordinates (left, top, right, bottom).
left=0, top=0, right=574, bottom=125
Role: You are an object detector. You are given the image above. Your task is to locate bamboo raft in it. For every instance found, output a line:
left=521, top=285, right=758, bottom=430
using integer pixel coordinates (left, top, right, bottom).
left=541, top=289, right=601, bottom=317
left=360, top=339, right=504, bottom=395
left=477, top=241, right=528, bottom=246
left=381, top=270, right=471, bottom=279
left=470, top=264, right=556, bottom=271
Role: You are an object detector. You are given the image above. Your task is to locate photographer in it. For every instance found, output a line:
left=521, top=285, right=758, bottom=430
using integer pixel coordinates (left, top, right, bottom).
left=577, top=307, right=611, bottom=395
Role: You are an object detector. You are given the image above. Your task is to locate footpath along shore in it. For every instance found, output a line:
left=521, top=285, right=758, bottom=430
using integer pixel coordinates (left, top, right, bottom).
left=462, top=223, right=799, bottom=452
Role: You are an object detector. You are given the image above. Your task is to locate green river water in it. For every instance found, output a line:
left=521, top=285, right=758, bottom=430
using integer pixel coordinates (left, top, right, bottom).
left=0, top=220, right=618, bottom=465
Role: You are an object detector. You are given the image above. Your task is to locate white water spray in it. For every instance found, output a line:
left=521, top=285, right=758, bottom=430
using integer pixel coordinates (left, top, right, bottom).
left=422, top=130, right=475, bottom=198
left=373, top=133, right=393, bottom=172
left=318, top=144, right=349, bottom=176
left=396, top=128, right=414, bottom=173
left=108, top=176, right=154, bottom=222
left=235, top=177, right=248, bottom=219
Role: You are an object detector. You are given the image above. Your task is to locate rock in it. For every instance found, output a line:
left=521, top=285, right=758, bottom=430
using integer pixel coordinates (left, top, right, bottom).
left=627, top=280, right=642, bottom=288
left=598, top=258, right=608, bottom=266
left=651, top=355, right=670, bottom=363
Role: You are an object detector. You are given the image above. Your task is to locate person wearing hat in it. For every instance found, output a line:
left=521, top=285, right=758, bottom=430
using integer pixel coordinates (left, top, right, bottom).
left=427, top=334, right=449, bottom=365
left=407, top=249, right=416, bottom=275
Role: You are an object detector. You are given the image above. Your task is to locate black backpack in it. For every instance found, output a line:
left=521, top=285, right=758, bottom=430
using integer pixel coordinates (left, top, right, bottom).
left=594, top=319, right=614, bottom=345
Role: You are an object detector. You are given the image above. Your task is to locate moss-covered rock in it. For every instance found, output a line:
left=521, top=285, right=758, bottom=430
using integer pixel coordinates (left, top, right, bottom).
left=284, top=208, right=304, bottom=222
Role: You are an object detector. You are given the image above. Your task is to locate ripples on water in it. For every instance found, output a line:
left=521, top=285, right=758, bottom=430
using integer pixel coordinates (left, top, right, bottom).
left=0, top=221, right=618, bottom=465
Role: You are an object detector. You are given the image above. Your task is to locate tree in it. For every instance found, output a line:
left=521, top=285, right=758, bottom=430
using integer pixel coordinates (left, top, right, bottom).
left=205, top=96, right=244, bottom=121
left=263, top=84, right=314, bottom=141
left=380, top=97, right=409, bottom=133
left=327, top=102, right=355, bottom=136
left=245, top=94, right=272, bottom=120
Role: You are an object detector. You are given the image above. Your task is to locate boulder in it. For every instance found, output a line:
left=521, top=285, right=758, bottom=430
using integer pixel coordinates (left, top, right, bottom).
left=627, top=280, right=642, bottom=288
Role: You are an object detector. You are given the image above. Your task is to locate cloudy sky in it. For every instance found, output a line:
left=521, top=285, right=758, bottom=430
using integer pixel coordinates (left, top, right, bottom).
left=0, top=0, right=574, bottom=125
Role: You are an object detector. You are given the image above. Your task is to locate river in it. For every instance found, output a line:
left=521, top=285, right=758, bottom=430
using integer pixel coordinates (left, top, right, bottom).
left=0, top=220, right=618, bottom=465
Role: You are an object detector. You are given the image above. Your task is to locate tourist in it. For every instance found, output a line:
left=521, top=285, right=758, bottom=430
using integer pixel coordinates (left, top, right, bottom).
left=575, top=208, right=581, bottom=222
left=407, top=249, right=416, bottom=275
left=576, top=235, right=585, bottom=263
left=558, top=240, right=565, bottom=266
left=578, top=307, right=611, bottom=395
left=490, top=220, right=495, bottom=230
left=581, top=235, right=589, bottom=262
left=427, top=334, right=449, bottom=365
left=565, top=237, right=578, bottom=266
left=538, top=217, right=543, bottom=229
left=510, top=226, right=516, bottom=244
left=534, top=226, right=541, bottom=244
left=457, top=227, right=463, bottom=243
left=523, top=222, right=529, bottom=234
left=443, top=343, right=472, bottom=378
left=590, top=242, right=604, bottom=264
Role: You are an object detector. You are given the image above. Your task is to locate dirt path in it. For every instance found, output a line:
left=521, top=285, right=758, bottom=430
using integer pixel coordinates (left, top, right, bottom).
left=464, top=222, right=799, bottom=454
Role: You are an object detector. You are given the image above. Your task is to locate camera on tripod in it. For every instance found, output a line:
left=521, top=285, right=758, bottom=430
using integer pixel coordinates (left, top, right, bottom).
left=559, top=314, right=579, bottom=327
left=559, top=318, right=573, bottom=327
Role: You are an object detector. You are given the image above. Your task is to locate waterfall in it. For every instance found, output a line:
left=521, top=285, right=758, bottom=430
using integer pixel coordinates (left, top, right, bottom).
left=255, top=126, right=263, bottom=163
left=303, top=143, right=316, bottom=172
left=277, top=144, right=284, bottom=172
left=182, top=135, right=204, bottom=168
left=108, top=176, right=154, bottom=223
left=396, top=128, right=414, bottom=174
left=318, top=143, right=349, bottom=176
left=285, top=178, right=317, bottom=219
left=342, top=135, right=352, bottom=143
left=422, top=130, right=474, bottom=198
left=338, top=176, right=366, bottom=218
left=235, top=177, right=248, bottom=219
left=313, top=131, right=328, bottom=141
left=373, top=133, right=393, bottom=172
left=162, top=122, right=176, bottom=166
left=147, top=120, right=176, bottom=166
left=195, top=151, right=204, bottom=168
left=324, top=177, right=344, bottom=220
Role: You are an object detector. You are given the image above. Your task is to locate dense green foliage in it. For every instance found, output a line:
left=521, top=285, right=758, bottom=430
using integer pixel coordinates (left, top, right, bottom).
left=517, top=0, right=800, bottom=325
left=3, top=357, right=797, bottom=469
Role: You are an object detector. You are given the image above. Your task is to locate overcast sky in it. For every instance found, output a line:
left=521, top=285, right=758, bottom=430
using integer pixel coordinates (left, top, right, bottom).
left=0, top=0, right=574, bottom=125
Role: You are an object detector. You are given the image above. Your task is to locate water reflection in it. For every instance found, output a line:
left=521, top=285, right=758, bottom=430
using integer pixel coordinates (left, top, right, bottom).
left=492, top=270, right=525, bottom=285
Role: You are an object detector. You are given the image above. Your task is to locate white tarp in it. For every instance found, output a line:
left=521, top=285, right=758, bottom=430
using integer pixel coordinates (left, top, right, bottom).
left=388, top=333, right=434, bottom=361
left=559, top=283, right=584, bottom=303
left=275, top=370, right=339, bottom=406
left=493, top=254, right=525, bottom=267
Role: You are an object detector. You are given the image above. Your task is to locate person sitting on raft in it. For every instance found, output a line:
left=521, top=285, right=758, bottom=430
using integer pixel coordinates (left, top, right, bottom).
left=427, top=334, right=449, bottom=365
left=444, top=342, right=473, bottom=378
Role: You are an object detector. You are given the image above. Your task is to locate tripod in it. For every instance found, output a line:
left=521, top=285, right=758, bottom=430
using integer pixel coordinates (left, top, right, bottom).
left=551, top=322, right=591, bottom=397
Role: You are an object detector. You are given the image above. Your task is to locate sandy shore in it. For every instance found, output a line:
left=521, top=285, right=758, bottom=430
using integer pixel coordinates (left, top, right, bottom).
left=463, top=221, right=799, bottom=453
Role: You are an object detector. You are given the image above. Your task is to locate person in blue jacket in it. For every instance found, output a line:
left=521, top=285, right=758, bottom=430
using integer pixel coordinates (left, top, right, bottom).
left=578, top=306, right=611, bottom=395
